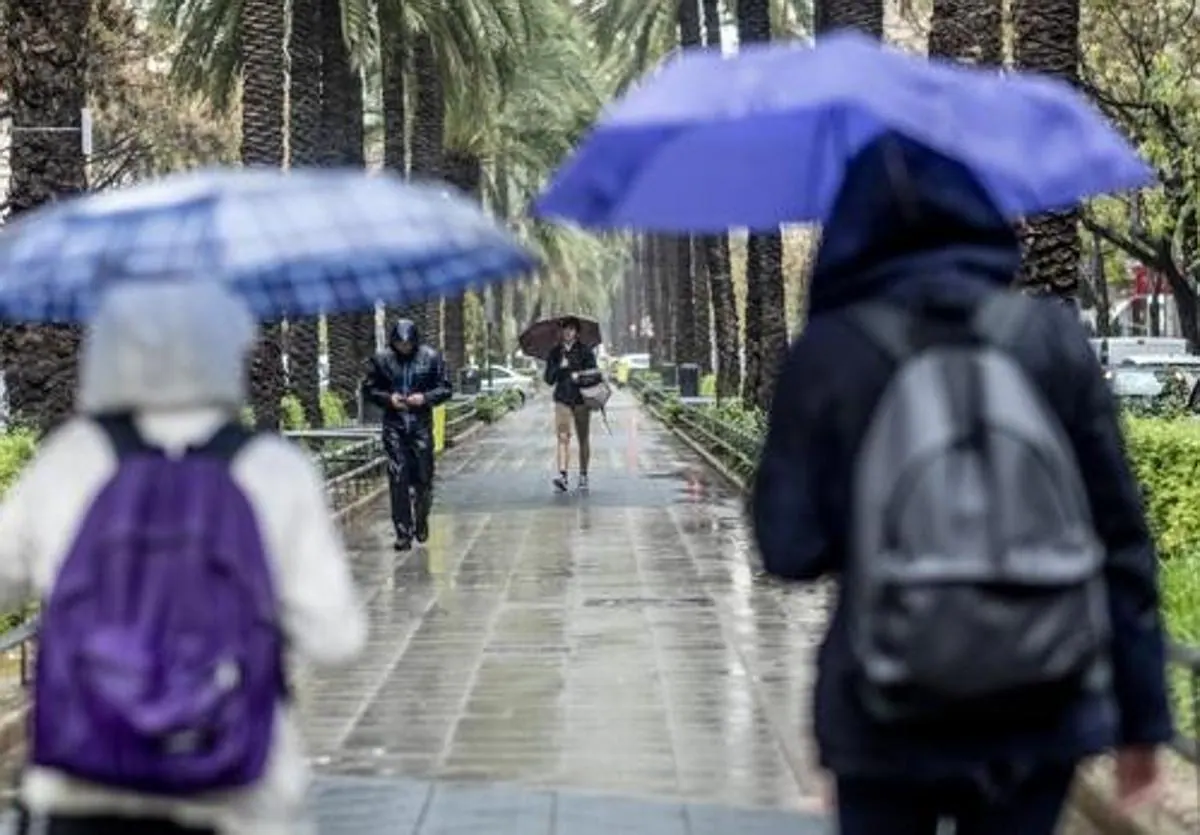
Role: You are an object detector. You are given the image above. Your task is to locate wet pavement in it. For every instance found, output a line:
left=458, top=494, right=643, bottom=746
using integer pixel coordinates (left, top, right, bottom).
left=296, top=390, right=831, bottom=831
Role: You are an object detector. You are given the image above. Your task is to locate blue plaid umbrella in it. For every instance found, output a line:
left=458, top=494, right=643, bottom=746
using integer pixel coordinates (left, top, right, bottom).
left=0, top=167, right=538, bottom=322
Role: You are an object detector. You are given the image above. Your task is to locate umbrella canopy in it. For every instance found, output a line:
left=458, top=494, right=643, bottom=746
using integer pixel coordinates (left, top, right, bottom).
left=519, top=315, right=602, bottom=361
left=0, top=167, right=538, bottom=323
left=534, top=31, right=1152, bottom=232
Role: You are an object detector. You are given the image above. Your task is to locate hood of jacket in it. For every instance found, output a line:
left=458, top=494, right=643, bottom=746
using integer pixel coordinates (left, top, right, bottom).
left=807, top=133, right=1021, bottom=317
left=389, top=319, right=420, bottom=358
left=78, top=280, right=255, bottom=415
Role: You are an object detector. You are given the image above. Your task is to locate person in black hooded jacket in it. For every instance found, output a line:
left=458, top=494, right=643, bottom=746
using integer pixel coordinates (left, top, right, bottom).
left=751, top=133, right=1170, bottom=834
left=363, top=319, right=452, bottom=550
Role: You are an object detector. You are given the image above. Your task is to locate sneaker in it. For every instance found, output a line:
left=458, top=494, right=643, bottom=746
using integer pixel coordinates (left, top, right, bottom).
left=415, top=515, right=430, bottom=544
left=394, top=535, right=413, bottom=552
left=578, top=474, right=589, bottom=491
left=552, top=474, right=569, bottom=492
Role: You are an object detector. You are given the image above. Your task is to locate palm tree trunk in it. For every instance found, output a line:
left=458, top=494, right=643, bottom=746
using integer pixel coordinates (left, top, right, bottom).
left=490, top=159, right=513, bottom=360
left=700, top=0, right=741, bottom=398
left=815, top=0, right=884, bottom=36
left=701, top=0, right=721, bottom=45
left=669, top=0, right=702, bottom=369
left=441, top=149, right=481, bottom=379
left=241, top=0, right=287, bottom=431
left=286, top=0, right=323, bottom=428
left=737, top=0, right=787, bottom=410
left=928, top=0, right=1002, bottom=63
left=411, top=33, right=446, bottom=350
left=657, top=235, right=678, bottom=366
left=646, top=237, right=664, bottom=366
left=320, top=0, right=372, bottom=413
left=1013, top=0, right=1082, bottom=300
left=380, top=0, right=423, bottom=337
left=692, top=237, right=713, bottom=374
left=2, top=0, right=89, bottom=434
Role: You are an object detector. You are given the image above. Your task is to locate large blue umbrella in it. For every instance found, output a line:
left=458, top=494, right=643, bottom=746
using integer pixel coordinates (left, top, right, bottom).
left=534, top=31, right=1153, bottom=232
left=0, top=167, right=538, bottom=322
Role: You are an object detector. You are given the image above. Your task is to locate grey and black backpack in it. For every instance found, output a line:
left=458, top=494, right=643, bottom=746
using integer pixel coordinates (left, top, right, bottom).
left=847, top=293, right=1110, bottom=726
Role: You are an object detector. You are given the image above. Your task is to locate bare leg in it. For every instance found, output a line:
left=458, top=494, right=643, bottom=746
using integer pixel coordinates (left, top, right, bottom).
left=554, top=403, right=572, bottom=475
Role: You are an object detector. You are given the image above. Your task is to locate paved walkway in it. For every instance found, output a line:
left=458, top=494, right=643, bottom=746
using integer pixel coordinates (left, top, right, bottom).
left=296, top=390, right=831, bottom=833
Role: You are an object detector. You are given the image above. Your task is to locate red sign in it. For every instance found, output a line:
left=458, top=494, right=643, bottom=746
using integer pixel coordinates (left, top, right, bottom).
left=1132, top=264, right=1165, bottom=297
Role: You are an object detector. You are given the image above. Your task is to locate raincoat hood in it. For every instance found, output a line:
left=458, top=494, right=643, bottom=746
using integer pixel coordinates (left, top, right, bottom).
left=78, top=281, right=255, bottom=415
left=390, top=319, right=419, bottom=353
left=807, top=133, right=1020, bottom=316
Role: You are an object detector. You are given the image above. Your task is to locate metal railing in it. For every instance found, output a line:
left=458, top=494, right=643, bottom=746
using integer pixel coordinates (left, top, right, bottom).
left=636, top=378, right=1200, bottom=804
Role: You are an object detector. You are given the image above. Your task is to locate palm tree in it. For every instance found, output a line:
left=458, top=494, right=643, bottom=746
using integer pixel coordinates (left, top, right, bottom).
left=2, top=0, right=89, bottom=433
left=1013, top=0, right=1082, bottom=299
left=240, top=0, right=287, bottom=431
left=319, top=0, right=374, bottom=412
left=410, top=31, right=446, bottom=351
left=700, top=0, right=739, bottom=396
left=814, top=0, right=883, bottom=36
left=442, top=150, right=480, bottom=376
left=928, top=0, right=1002, bottom=63
left=378, top=0, right=426, bottom=338
left=670, top=0, right=702, bottom=370
left=737, top=0, right=788, bottom=410
left=287, top=0, right=325, bottom=427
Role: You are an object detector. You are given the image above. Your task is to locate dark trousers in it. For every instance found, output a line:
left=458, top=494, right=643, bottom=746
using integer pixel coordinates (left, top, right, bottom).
left=17, top=812, right=214, bottom=834
left=836, top=764, right=1075, bottom=835
left=382, top=421, right=434, bottom=539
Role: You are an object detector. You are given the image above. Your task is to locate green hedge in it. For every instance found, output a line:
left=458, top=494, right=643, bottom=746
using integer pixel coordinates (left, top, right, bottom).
left=1123, top=418, right=1200, bottom=648
left=473, top=388, right=524, bottom=424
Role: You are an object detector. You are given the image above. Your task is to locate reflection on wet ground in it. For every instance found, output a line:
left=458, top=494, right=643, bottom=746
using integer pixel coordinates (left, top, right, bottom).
left=295, top=391, right=831, bottom=830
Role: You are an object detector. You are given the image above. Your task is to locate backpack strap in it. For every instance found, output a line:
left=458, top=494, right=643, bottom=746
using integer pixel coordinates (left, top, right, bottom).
left=93, top=412, right=157, bottom=459
left=186, top=423, right=257, bottom=461
left=972, top=293, right=1033, bottom=349
left=93, top=412, right=255, bottom=462
left=847, top=304, right=915, bottom=364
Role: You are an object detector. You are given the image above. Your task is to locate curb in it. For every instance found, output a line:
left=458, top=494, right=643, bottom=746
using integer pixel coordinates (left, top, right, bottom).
left=639, top=396, right=1191, bottom=835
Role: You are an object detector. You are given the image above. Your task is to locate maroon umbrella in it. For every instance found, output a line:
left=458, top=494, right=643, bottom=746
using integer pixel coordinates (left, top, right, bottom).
left=518, top=315, right=602, bottom=361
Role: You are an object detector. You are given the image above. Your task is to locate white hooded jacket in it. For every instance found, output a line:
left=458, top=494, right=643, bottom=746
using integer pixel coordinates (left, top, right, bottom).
left=0, top=282, right=367, bottom=833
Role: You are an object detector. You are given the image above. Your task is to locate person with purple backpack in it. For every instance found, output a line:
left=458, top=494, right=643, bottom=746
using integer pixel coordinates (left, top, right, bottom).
left=0, top=282, right=368, bottom=834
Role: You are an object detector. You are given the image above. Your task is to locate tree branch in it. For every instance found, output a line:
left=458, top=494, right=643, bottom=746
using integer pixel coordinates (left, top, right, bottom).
left=1080, top=212, right=1164, bottom=267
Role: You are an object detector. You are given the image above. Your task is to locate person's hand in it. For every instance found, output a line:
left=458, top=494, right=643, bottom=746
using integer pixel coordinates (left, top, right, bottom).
left=389, top=393, right=406, bottom=410
left=571, top=371, right=580, bottom=382
left=1115, top=746, right=1161, bottom=812
left=406, top=392, right=426, bottom=407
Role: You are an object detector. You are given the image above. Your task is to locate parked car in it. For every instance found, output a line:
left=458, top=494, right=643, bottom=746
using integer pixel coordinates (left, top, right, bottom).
left=1107, top=354, right=1200, bottom=412
left=1091, top=336, right=1190, bottom=367
left=613, top=352, right=650, bottom=385
left=477, top=365, right=533, bottom=404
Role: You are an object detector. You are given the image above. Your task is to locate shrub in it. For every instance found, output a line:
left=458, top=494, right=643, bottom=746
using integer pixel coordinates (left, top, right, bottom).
left=321, top=390, right=351, bottom=427
left=473, top=394, right=506, bottom=424
left=0, top=428, right=38, bottom=496
left=1123, top=417, right=1200, bottom=563
left=280, top=395, right=308, bottom=432
left=700, top=374, right=717, bottom=398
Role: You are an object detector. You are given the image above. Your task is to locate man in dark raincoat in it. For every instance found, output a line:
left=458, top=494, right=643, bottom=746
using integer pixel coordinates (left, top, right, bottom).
left=751, top=133, right=1171, bottom=833
left=364, top=319, right=452, bottom=551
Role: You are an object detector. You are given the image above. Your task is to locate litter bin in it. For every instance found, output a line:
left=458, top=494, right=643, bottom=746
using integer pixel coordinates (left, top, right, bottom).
left=458, top=367, right=481, bottom=395
left=678, top=363, right=700, bottom=398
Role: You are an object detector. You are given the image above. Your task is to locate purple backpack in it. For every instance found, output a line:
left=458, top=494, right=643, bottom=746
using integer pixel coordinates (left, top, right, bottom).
left=31, top=414, right=285, bottom=795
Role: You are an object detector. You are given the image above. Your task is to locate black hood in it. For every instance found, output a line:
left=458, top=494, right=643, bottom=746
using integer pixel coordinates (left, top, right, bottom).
left=390, top=319, right=420, bottom=353
left=807, top=132, right=1020, bottom=317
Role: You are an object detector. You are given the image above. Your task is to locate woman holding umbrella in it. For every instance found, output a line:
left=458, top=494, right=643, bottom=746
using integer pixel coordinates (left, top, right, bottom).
left=540, top=316, right=599, bottom=492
